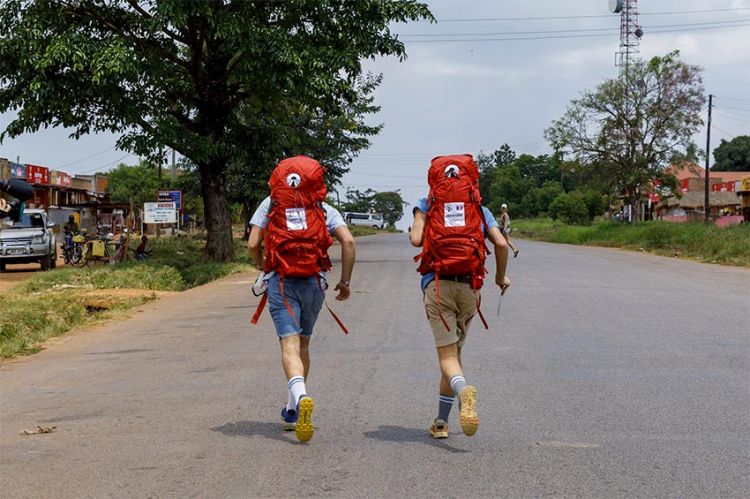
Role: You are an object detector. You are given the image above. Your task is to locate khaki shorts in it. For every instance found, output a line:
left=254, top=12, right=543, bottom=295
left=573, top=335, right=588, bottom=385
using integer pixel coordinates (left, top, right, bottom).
left=423, top=279, right=478, bottom=348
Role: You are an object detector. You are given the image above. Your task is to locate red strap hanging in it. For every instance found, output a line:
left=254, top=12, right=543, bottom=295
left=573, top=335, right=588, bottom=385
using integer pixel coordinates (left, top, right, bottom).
left=279, top=276, right=300, bottom=327
left=317, top=275, right=349, bottom=334
left=250, top=293, right=268, bottom=325
left=435, top=273, right=451, bottom=332
left=475, top=295, right=489, bottom=330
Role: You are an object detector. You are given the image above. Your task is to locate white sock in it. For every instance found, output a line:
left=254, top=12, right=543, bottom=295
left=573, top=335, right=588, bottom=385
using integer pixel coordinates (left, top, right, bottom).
left=450, top=375, right=467, bottom=399
left=287, top=376, right=306, bottom=411
left=286, top=386, right=295, bottom=412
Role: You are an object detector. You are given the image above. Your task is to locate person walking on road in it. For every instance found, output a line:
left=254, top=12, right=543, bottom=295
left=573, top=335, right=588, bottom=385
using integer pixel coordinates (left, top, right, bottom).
left=500, top=203, right=519, bottom=258
left=410, top=154, right=511, bottom=439
left=247, top=156, right=355, bottom=443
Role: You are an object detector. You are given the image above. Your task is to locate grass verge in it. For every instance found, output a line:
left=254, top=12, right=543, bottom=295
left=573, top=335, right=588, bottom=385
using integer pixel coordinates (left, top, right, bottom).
left=513, top=218, right=750, bottom=267
left=1, top=234, right=253, bottom=359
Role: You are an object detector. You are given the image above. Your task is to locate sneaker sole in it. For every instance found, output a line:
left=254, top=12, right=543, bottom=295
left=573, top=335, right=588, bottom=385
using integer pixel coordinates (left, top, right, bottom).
left=430, top=428, right=449, bottom=439
left=296, top=397, right=314, bottom=443
left=459, top=386, right=479, bottom=436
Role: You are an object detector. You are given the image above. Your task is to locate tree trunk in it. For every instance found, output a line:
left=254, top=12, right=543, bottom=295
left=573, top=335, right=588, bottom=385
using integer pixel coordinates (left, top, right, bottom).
left=199, top=161, right=234, bottom=262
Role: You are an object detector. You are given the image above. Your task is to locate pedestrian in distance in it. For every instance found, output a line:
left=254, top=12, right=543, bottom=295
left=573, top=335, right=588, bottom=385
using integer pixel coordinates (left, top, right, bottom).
left=410, top=154, right=511, bottom=439
left=247, top=155, right=355, bottom=443
left=500, top=203, right=519, bottom=258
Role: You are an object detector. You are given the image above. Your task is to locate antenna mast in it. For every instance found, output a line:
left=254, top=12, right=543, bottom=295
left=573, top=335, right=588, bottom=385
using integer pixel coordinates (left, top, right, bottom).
left=610, top=0, right=643, bottom=74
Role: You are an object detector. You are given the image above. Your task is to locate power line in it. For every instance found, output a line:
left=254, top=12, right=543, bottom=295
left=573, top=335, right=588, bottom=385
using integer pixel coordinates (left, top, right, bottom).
left=75, top=153, right=134, bottom=174
left=401, top=22, right=750, bottom=43
left=348, top=170, right=424, bottom=180
left=430, top=7, right=750, bottom=23
left=714, top=110, right=750, bottom=124
left=716, top=104, right=750, bottom=114
left=712, top=124, right=738, bottom=139
left=58, top=145, right=119, bottom=168
left=716, top=95, right=750, bottom=104
left=400, top=18, right=750, bottom=37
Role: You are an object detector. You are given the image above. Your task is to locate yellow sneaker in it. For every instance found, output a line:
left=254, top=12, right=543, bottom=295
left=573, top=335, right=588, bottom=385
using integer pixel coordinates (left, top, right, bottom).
left=296, top=396, right=315, bottom=443
left=429, top=419, right=449, bottom=439
left=459, top=386, right=479, bottom=436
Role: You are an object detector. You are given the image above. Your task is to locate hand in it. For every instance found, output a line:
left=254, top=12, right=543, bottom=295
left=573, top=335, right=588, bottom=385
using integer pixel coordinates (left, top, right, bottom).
left=251, top=271, right=268, bottom=296
left=334, top=281, right=351, bottom=301
left=496, top=275, right=511, bottom=295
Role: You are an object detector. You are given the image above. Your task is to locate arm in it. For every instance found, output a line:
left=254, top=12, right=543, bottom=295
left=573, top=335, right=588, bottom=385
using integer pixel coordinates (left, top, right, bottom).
left=409, top=209, right=426, bottom=247
left=247, top=225, right=265, bottom=270
left=487, top=226, right=511, bottom=295
left=332, top=225, right=355, bottom=301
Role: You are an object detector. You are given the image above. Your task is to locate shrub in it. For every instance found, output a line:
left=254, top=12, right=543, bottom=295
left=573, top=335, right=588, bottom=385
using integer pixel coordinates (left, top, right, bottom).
left=549, top=193, right=590, bottom=225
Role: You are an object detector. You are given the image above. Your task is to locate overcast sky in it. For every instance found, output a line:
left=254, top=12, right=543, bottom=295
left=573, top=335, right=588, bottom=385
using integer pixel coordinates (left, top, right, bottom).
left=1, top=0, right=749, bottom=226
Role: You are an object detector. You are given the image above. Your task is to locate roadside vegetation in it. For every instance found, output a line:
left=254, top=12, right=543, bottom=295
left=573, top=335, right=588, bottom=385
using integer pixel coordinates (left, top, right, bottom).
left=514, top=219, right=750, bottom=267
left=1, top=223, right=401, bottom=359
left=0, top=234, right=253, bottom=359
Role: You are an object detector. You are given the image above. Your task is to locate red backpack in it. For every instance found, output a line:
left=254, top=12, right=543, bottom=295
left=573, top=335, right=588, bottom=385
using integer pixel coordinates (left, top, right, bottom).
left=415, top=154, right=489, bottom=330
left=251, top=156, right=348, bottom=333
left=263, top=156, right=333, bottom=277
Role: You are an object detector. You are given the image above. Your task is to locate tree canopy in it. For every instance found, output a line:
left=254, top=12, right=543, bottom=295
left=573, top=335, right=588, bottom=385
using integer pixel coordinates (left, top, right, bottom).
left=545, top=51, right=705, bottom=220
left=712, top=135, right=750, bottom=172
left=0, top=0, right=432, bottom=260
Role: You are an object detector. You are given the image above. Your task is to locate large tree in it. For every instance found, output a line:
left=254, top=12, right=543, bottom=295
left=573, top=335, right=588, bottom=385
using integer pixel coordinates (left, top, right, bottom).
left=712, top=135, right=750, bottom=172
left=545, top=51, right=705, bottom=221
left=0, top=0, right=432, bottom=260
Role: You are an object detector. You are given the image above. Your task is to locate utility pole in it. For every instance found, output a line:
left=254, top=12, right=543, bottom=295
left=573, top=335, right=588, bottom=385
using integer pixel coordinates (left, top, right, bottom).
left=171, top=148, right=176, bottom=177
left=704, top=94, right=713, bottom=223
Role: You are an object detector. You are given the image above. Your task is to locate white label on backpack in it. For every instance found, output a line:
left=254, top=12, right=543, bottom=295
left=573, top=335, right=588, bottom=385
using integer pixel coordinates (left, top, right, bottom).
left=285, top=208, right=307, bottom=231
left=444, top=202, right=466, bottom=227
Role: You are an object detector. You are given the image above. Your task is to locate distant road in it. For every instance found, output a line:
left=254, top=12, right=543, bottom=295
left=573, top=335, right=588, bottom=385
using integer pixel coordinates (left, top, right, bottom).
left=1, top=234, right=748, bottom=497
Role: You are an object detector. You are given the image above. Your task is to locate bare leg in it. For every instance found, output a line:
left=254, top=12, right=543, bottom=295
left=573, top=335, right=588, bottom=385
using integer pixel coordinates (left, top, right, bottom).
left=437, top=342, right=463, bottom=390
left=504, top=232, right=518, bottom=255
left=300, top=336, right=311, bottom=380
left=280, top=335, right=304, bottom=380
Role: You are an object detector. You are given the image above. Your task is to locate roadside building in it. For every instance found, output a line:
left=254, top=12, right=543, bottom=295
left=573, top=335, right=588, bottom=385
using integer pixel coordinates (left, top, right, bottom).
left=659, top=162, right=746, bottom=222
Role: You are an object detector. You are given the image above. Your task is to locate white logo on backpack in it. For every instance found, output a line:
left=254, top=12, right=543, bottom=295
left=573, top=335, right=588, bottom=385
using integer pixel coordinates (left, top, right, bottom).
left=285, top=208, right=307, bottom=230
left=444, top=202, right=465, bottom=227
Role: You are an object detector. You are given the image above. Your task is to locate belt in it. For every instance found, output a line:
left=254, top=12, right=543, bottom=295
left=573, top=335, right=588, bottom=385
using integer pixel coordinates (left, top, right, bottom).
left=439, top=274, right=473, bottom=284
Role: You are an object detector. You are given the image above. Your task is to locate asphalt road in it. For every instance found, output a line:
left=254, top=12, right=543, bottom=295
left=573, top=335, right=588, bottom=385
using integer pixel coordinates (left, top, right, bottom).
left=1, top=234, right=748, bottom=498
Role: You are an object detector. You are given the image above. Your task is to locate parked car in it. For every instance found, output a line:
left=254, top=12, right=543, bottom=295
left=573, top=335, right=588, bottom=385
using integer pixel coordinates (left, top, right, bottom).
left=343, top=212, right=385, bottom=229
left=0, top=209, right=57, bottom=272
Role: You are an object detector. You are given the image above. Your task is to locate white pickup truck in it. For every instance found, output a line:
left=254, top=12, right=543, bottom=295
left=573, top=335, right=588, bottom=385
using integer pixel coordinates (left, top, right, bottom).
left=0, top=209, right=57, bottom=272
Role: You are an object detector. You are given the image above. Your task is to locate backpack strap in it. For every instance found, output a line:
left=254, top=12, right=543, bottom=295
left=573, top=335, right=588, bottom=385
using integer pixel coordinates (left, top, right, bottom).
left=279, top=275, right=300, bottom=328
left=317, top=275, right=349, bottom=334
left=250, top=274, right=300, bottom=328
left=250, top=292, right=268, bottom=325
left=475, top=295, right=489, bottom=330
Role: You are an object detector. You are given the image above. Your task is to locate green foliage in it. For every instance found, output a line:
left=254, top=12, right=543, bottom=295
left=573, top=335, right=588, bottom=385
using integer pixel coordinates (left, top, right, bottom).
left=485, top=154, right=578, bottom=218
left=513, top=219, right=750, bottom=267
left=712, top=135, right=750, bottom=172
left=106, top=161, right=162, bottom=206
left=546, top=51, right=706, bottom=220
left=0, top=290, right=153, bottom=358
left=548, top=193, right=590, bottom=225
left=2, top=232, right=253, bottom=358
left=477, top=144, right=516, bottom=201
left=0, top=0, right=433, bottom=261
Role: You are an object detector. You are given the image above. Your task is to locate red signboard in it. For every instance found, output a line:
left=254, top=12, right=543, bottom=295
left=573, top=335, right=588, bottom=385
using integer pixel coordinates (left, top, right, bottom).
left=50, top=170, right=73, bottom=187
left=26, top=164, right=49, bottom=185
left=680, top=178, right=690, bottom=192
left=711, top=181, right=736, bottom=192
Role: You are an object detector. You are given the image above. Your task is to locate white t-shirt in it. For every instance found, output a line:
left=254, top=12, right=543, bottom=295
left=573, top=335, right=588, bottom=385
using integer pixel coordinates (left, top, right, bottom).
left=250, top=197, right=346, bottom=234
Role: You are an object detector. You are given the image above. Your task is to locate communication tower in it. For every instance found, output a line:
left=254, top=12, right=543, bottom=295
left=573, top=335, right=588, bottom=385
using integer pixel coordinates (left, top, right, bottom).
left=609, top=0, right=644, bottom=73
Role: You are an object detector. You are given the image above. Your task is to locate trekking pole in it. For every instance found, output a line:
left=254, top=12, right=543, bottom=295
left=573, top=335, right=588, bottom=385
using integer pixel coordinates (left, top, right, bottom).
left=496, top=294, right=503, bottom=318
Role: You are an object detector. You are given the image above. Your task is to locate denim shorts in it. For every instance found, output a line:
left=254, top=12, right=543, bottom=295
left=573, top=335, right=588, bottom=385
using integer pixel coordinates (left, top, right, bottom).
left=267, top=274, right=326, bottom=338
